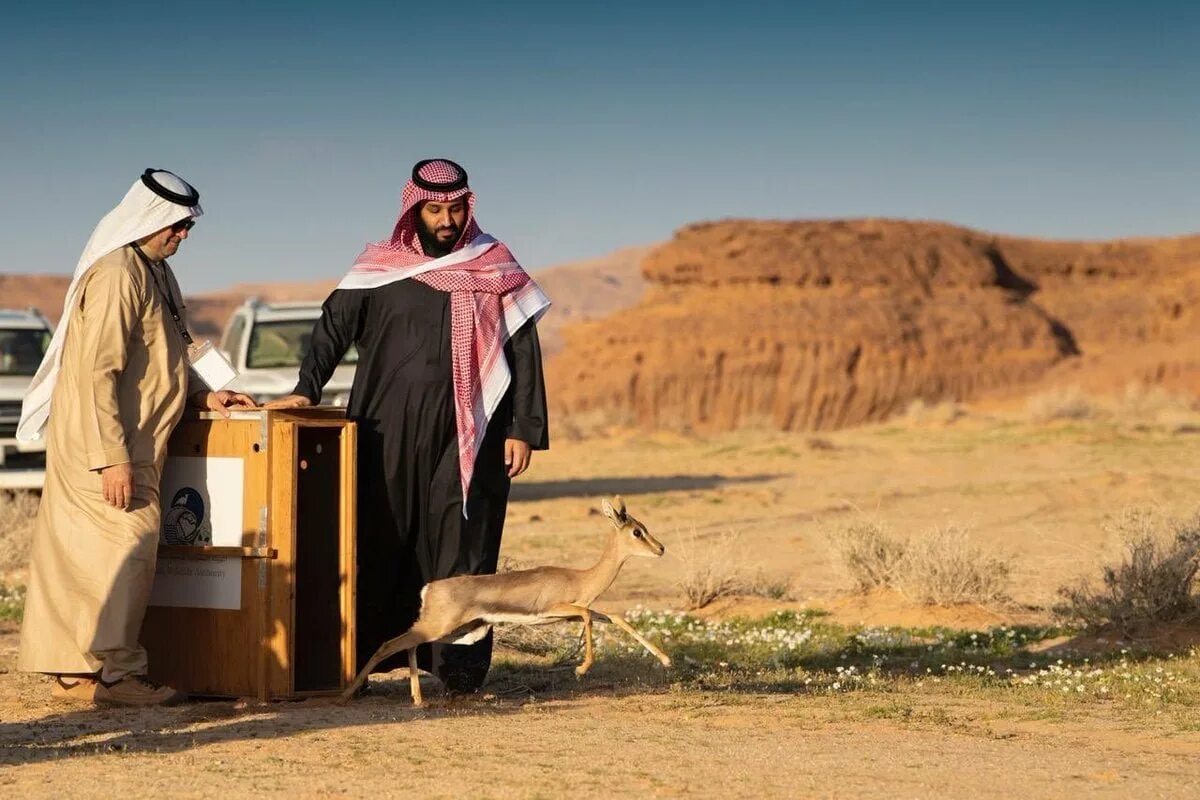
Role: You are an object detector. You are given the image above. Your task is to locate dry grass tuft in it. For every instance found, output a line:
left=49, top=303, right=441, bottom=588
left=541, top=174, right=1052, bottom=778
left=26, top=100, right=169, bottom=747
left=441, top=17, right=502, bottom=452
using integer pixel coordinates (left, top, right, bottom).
left=673, top=530, right=792, bottom=609
left=676, top=530, right=746, bottom=609
left=1055, top=508, right=1200, bottom=634
left=742, top=568, right=792, bottom=601
left=494, top=623, right=579, bottom=659
left=828, top=518, right=1011, bottom=606
left=1112, top=385, right=1200, bottom=433
left=0, top=490, right=39, bottom=577
left=895, top=524, right=1011, bottom=605
left=1026, top=386, right=1096, bottom=423
left=1024, top=384, right=1200, bottom=432
left=828, top=519, right=905, bottom=593
left=903, top=399, right=966, bottom=426
left=498, top=556, right=528, bottom=573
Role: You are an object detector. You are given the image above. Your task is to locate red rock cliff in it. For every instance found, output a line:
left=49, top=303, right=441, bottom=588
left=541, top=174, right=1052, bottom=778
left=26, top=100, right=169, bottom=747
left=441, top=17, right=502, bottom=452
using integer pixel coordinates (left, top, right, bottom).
left=548, top=219, right=1200, bottom=432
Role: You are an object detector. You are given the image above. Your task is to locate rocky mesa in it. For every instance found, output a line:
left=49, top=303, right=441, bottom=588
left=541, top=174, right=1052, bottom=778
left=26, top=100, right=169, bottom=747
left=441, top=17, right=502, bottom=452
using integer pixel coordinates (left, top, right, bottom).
left=547, top=219, right=1200, bottom=432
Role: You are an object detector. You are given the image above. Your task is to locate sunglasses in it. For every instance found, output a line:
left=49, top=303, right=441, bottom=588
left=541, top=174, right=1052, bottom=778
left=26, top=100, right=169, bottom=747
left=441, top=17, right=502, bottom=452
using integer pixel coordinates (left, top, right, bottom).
left=171, top=218, right=196, bottom=233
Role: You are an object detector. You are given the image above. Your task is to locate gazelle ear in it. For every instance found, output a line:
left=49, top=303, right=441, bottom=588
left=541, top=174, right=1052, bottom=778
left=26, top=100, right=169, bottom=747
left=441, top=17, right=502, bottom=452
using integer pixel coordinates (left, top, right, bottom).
left=601, top=497, right=626, bottom=526
left=613, top=495, right=627, bottom=517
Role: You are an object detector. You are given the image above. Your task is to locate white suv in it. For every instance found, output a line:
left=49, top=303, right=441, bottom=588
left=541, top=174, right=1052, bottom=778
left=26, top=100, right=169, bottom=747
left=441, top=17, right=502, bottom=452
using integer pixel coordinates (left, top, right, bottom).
left=0, top=308, right=52, bottom=473
left=219, top=299, right=356, bottom=405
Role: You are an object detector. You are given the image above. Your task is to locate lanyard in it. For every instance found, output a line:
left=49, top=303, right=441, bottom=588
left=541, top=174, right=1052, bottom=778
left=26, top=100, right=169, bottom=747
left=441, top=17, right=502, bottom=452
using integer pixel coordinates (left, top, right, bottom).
left=130, top=243, right=194, bottom=346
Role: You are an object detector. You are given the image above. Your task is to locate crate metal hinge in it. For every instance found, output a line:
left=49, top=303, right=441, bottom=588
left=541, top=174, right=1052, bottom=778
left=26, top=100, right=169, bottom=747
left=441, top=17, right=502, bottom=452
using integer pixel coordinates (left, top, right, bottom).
left=257, top=411, right=269, bottom=453
left=256, top=505, right=268, bottom=548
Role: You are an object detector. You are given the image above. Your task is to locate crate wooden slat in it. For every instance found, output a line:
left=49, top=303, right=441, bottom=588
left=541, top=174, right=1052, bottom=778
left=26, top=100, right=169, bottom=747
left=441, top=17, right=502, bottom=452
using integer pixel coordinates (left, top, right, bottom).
left=142, top=408, right=356, bottom=700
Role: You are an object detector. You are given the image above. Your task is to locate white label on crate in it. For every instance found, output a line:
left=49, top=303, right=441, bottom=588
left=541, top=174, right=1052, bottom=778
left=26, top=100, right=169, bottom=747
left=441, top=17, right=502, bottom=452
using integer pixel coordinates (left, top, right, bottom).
left=149, top=556, right=242, bottom=610
left=159, top=456, right=245, bottom=547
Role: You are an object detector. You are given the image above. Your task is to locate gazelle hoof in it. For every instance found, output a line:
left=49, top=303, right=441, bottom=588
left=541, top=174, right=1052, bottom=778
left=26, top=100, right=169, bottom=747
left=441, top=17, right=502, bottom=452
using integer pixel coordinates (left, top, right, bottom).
left=660, top=656, right=672, bottom=667
left=574, top=664, right=591, bottom=677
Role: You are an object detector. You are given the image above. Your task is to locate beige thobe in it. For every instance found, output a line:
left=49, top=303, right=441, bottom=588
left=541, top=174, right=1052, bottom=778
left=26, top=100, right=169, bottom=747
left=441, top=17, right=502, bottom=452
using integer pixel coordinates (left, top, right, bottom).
left=18, top=244, right=190, bottom=681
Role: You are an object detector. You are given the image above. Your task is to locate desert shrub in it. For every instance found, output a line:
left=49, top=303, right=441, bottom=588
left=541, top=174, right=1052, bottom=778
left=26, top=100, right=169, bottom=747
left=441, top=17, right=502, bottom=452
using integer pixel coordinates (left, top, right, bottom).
left=1055, top=508, right=1200, bottom=634
left=495, top=623, right=580, bottom=660
left=0, top=583, right=25, bottom=622
left=829, top=519, right=1010, bottom=605
left=672, top=530, right=795, bottom=609
left=896, top=524, right=1011, bottom=605
left=498, top=556, right=528, bottom=573
left=0, top=490, right=39, bottom=576
left=676, top=530, right=747, bottom=609
left=1113, top=384, right=1194, bottom=418
left=1026, top=386, right=1095, bottom=423
left=742, top=568, right=791, bottom=601
left=1023, top=385, right=1200, bottom=431
left=903, top=399, right=965, bottom=426
left=828, top=519, right=906, bottom=593
left=1111, top=385, right=1200, bottom=433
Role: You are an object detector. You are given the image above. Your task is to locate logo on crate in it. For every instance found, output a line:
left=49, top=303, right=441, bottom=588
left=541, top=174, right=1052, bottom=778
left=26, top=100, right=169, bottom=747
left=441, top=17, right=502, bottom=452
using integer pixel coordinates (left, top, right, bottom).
left=162, top=487, right=214, bottom=546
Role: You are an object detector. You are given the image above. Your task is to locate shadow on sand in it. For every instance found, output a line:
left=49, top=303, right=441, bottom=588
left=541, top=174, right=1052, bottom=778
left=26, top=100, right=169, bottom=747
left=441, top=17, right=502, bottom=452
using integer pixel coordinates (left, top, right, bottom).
left=5, top=622, right=1197, bottom=769
left=509, top=473, right=779, bottom=502
left=0, top=662, right=683, bottom=769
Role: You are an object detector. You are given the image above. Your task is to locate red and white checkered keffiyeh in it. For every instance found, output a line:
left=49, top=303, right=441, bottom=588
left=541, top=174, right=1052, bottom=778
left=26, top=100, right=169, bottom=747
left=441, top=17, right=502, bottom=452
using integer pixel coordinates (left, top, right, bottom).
left=338, top=160, right=550, bottom=515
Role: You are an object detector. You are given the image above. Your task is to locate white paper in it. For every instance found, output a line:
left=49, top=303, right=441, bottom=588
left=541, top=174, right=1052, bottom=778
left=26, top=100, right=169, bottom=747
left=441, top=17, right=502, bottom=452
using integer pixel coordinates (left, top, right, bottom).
left=159, top=456, right=244, bottom=547
left=149, top=556, right=242, bottom=610
left=190, top=346, right=238, bottom=391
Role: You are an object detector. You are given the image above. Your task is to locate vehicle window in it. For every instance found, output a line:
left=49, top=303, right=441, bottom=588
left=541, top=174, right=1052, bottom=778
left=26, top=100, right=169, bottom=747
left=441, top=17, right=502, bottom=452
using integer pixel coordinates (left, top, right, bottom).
left=221, top=315, right=246, bottom=356
left=0, top=328, right=50, bottom=376
left=245, top=320, right=358, bottom=369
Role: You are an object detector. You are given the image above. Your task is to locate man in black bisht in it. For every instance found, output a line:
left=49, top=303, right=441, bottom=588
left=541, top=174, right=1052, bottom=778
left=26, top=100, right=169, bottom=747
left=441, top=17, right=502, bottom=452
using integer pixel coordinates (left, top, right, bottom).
left=268, top=159, right=550, bottom=691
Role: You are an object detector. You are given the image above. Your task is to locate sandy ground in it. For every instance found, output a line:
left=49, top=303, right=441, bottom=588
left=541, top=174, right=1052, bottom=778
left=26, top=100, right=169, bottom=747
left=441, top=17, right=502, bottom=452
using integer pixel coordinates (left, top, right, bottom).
left=501, top=414, right=1200, bottom=612
left=3, top=622, right=1199, bottom=799
left=3, top=413, right=1200, bottom=797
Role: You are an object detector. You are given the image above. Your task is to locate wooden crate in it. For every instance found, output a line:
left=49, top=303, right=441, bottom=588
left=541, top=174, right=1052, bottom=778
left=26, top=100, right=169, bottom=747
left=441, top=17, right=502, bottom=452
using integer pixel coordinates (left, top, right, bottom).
left=142, top=407, right=356, bottom=700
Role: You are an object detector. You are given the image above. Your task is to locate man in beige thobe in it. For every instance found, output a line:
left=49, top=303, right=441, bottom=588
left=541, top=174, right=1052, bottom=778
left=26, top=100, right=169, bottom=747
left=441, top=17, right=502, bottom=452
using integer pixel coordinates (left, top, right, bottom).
left=16, top=170, right=254, bottom=705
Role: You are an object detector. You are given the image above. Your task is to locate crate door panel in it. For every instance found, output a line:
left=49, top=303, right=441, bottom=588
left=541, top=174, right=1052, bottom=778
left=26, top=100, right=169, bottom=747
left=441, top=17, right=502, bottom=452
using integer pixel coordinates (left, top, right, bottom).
left=144, top=417, right=267, bottom=697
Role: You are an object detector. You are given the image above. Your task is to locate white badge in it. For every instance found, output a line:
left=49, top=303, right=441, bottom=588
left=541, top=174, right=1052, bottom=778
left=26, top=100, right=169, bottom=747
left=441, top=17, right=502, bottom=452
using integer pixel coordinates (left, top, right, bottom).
left=188, top=340, right=238, bottom=391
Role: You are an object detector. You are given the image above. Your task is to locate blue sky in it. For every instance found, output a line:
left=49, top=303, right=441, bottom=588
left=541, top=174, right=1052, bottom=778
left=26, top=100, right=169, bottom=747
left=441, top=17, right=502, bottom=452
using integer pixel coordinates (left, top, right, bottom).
left=0, top=1, right=1196, bottom=290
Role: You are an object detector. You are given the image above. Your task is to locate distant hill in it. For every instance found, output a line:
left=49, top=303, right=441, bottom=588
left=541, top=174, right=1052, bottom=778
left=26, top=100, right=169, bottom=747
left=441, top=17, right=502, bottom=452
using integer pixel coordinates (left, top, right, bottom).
left=548, top=219, right=1200, bottom=432
left=0, top=274, right=70, bottom=320
left=0, top=246, right=652, bottom=353
left=529, top=246, right=650, bottom=355
left=11, top=222, right=1199, bottom=438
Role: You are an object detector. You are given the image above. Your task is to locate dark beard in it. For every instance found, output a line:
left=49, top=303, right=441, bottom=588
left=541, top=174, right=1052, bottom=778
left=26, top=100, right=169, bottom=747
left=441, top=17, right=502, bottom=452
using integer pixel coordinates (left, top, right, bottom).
left=418, top=225, right=458, bottom=257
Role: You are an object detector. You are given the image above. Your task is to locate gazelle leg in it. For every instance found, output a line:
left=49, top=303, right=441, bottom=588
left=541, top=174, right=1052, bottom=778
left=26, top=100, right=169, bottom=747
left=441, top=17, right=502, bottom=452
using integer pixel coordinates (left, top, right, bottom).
left=594, top=608, right=672, bottom=667
left=408, top=648, right=423, bottom=707
left=542, top=603, right=596, bottom=676
left=575, top=610, right=595, bottom=677
left=339, top=628, right=430, bottom=703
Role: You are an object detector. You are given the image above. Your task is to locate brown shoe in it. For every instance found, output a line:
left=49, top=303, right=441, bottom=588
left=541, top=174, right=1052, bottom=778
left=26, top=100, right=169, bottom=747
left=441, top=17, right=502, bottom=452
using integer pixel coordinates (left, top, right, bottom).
left=51, top=675, right=98, bottom=703
left=94, top=675, right=186, bottom=706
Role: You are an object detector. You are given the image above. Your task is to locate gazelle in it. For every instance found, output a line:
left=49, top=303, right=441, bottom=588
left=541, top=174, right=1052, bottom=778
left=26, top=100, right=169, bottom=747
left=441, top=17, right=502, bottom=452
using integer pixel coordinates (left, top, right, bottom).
left=339, top=496, right=671, bottom=704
